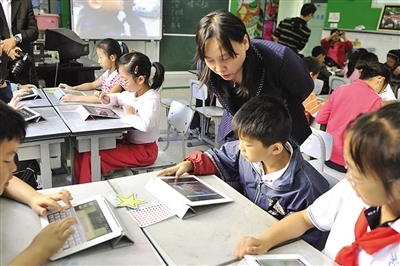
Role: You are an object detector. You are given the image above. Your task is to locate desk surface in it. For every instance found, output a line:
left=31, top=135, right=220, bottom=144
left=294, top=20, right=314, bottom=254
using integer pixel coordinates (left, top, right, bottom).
left=109, top=173, right=334, bottom=266
left=20, top=88, right=52, bottom=108
left=0, top=180, right=164, bottom=265
left=24, top=106, right=71, bottom=142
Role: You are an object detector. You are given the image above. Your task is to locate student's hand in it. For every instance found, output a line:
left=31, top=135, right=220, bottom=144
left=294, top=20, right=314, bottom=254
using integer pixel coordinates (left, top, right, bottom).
left=9, top=217, right=77, bottom=265
left=122, top=105, right=135, bottom=116
left=8, top=95, right=24, bottom=110
left=60, top=94, right=79, bottom=102
left=99, top=92, right=110, bottom=104
left=234, top=236, right=269, bottom=259
left=157, top=161, right=194, bottom=177
left=30, top=189, right=73, bottom=215
left=394, top=66, right=400, bottom=76
left=19, top=84, right=37, bottom=90
left=58, top=83, right=73, bottom=90
left=94, top=90, right=101, bottom=97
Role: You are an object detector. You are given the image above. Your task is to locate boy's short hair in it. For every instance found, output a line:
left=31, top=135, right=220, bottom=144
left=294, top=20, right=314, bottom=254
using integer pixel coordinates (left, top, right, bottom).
left=311, top=46, right=326, bottom=57
left=0, top=102, right=27, bottom=143
left=232, top=95, right=292, bottom=147
left=302, top=56, right=320, bottom=76
left=301, top=3, right=317, bottom=16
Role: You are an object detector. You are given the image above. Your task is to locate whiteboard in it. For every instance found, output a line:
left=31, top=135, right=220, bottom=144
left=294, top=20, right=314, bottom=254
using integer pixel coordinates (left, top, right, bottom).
left=372, top=0, right=400, bottom=8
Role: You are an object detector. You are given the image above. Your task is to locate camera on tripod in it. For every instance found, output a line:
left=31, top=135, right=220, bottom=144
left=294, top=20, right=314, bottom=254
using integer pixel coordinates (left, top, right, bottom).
left=11, top=50, right=31, bottom=75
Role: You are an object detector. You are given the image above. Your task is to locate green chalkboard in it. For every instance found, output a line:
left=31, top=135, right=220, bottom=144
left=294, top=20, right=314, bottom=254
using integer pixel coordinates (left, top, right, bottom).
left=324, top=0, right=382, bottom=31
left=159, top=35, right=197, bottom=71
left=160, top=0, right=230, bottom=71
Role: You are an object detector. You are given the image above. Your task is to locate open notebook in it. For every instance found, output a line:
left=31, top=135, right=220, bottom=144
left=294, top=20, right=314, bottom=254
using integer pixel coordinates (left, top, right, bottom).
left=40, top=195, right=134, bottom=260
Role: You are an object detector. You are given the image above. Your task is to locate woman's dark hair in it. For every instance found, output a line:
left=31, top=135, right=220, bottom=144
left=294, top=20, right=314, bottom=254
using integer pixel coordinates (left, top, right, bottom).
left=357, top=61, right=390, bottom=90
left=346, top=102, right=400, bottom=198
left=118, top=52, right=165, bottom=90
left=195, top=9, right=260, bottom=98
left=97, top=38, right=128, bottom=68
left=345, top=48, right=368, bottom=78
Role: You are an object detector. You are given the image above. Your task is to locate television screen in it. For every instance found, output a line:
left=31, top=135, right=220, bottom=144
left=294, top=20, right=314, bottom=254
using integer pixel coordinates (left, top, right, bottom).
left=377, top=5, right=400, bottom=31
left=70, top=0, right=162, bottom=40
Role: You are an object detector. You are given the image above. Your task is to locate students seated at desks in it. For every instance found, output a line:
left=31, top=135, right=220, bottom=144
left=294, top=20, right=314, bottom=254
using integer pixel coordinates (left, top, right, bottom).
left=158, top=96, right=329, bottom=249
left=343, top=48, right=368, bottom=82
left=0, top=102, right=77, bottom=265
left=384, top=49, right=400, bottom=80
left=74, top=52, right=165, bottom=183
left=301, top=57, right=324, bottom=124
left=311, top=46, right=331, bottom=89
left=235, top=103, right=400, bottom=265
left=315, top=61, right=390, bottom=173
left=320, top=29, right=353, bottom=69
left=58, top=38, right=127, bottom=103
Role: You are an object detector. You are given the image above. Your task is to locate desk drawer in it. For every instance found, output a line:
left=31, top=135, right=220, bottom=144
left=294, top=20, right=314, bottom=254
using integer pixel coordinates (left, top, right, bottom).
left=18, top=142, right=62, bottom=160
left=74, top=135, right=120, bottom=153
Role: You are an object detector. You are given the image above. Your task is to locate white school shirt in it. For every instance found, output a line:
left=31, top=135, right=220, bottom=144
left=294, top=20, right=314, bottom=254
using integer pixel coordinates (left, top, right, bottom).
left=99, top=69, right=121, bottom=93
left=104, top=89, right=160, bottom=144
left=307, top=179, right=400, bottom=265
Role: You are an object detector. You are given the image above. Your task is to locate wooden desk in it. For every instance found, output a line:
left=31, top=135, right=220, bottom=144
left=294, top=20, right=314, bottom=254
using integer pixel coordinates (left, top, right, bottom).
left=36, top=57, right=101, bottom=88
left=18, top=106, right=71, bottom=189
left=0, top=180, right=165, bottom=265
left=54, top=105, right=133, bottom=183
left=108, top=173, right=334, bottom=265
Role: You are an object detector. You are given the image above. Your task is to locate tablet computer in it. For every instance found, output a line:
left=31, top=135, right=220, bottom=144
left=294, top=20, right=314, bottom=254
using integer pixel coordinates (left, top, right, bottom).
left=54, top=88, right=86, bottom=100
left=40, top=195, right=124, bottom=260
left=77, top=105, right=120, bottom=120
left=244, top=254, right=312, bottom=266
left=17, top=106, right=41, bottom=122
left=20, top=87, right=39, bottom=100
left=157, top=175, right=233, bottom=206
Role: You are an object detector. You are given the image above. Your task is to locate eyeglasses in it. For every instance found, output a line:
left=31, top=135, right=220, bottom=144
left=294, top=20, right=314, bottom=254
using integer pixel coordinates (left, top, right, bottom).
left=121, top=78, right=134, bottom=86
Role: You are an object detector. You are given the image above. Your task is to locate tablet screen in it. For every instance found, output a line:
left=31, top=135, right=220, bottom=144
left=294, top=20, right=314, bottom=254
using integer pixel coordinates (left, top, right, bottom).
left=255, top=259, right=306, bottom=266
left=162, top=176, right=224, bottom=202
left=74, top=199, right=113, bottom=241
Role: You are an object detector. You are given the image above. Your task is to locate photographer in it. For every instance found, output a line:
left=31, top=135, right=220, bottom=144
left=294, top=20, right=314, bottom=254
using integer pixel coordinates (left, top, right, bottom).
left=0, top=0, right=39, bottom=86
left=320, top=29, right=353, bottom=69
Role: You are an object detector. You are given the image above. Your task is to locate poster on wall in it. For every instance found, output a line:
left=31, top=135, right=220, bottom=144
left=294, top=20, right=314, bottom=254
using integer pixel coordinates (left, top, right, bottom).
left=377, top=5, right=400, bottom=31
left=236, top=0, right=279, bottom=40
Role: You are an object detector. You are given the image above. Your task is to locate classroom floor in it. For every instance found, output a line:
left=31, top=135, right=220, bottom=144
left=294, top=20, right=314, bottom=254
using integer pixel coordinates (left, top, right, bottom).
left=49, top=88, right=211, bottom=188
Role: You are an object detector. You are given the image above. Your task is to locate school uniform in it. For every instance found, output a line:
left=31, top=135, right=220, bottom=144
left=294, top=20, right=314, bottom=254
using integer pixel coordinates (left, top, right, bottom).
left=308, top=179, right=400, bottom=265
left=74, top=89, right=160, bottom=183
left=183, top=138, right=329, bottom=247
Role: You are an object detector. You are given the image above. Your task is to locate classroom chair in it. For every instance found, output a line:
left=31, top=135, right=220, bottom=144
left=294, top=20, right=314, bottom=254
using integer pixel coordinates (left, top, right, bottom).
left=328, top=76, right=350, bottom=94
left=158, top=86, right=192, bottom=142
left=300, top=128, right=345, bottom=187
left=313, top=79, right=324, bottom=95
left=162, top=100, right=195, bottom=159
left=187, top=79, right=224, bottom=149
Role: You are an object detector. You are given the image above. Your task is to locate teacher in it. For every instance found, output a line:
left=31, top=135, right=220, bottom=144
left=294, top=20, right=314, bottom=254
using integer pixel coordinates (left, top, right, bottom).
left=195, top=10, right=313, bottom=144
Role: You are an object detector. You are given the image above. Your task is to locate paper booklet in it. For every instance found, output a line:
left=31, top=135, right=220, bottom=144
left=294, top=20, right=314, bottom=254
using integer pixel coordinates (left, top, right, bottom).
left=54, top=88, right=86, bottom=100
left=77, top=105, right=120, bottom=121
left=17, top=106, right=43, bottom=122
left=145, top=175, right=233, bottom=219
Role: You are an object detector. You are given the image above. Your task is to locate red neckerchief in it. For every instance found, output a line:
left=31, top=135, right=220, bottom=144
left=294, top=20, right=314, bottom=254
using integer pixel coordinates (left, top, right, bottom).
left=335, top=208, right=400, bottom=266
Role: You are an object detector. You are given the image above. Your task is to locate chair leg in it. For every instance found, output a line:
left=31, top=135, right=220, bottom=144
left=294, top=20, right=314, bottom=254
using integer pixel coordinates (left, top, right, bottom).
left=163, top=124, right=172, bottom=151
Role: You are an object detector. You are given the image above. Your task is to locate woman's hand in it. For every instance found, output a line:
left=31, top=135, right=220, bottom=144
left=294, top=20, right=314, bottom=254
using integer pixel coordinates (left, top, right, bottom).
left=29, top=189, right=73, bottom=215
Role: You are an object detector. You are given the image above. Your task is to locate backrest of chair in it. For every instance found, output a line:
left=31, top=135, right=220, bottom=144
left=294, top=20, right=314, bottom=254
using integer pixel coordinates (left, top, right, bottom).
left=190, top=79, right=208, bottom=104
left=300, top=131, right=326, bottom=171
left=313, top=79, right=324, bottom=95
left=312, top=128, right=334, bottom=161
left=329, top=76, right=351, bottom=92
left=168, top=100, right=195, bottom=135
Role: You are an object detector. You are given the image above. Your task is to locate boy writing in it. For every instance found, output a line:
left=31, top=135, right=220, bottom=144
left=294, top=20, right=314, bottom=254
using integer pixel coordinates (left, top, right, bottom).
left=158, top=95, right=329, bottom=248
left=0, top=102, right=77, bottom=265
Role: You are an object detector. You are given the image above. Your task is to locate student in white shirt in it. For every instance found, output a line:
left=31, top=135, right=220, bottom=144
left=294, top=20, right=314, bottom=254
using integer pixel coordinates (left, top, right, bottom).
left=74, top=51, right=165, bottom=183
left=235, top=103, right=400, bottom=265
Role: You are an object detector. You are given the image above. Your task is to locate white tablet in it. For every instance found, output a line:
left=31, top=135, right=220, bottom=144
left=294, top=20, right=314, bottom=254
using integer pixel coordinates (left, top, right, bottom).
left=244, top=254, right=312, bottom=266
left=20, top=87, right=39, bottom=100
left=17, top=106, right=41, bottom=122
left=40, top=195, right=123, bottom=260
left=157, top=175, right=233, bottom=206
